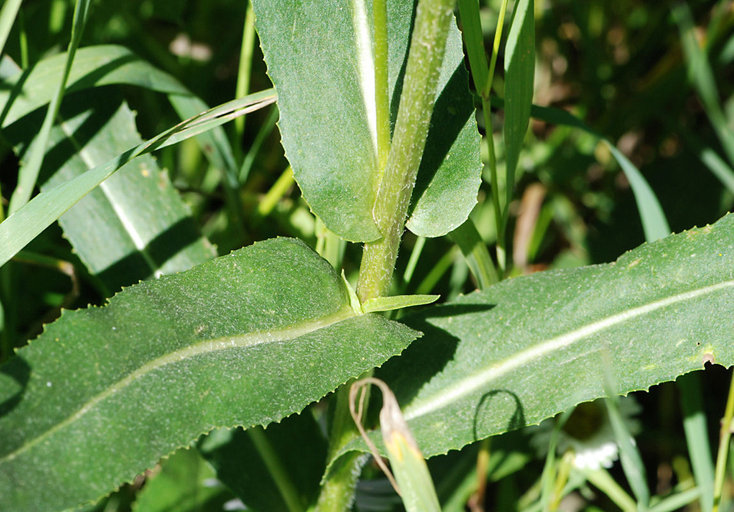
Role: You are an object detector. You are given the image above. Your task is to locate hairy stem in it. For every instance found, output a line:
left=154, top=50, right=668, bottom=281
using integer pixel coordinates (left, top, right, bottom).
left=317, top=1, right=457, bottom=510
left=357, top=0, right=457, bottom=301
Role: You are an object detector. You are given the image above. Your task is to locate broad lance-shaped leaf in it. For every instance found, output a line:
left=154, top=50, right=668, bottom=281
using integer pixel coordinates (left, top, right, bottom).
left=0, top=238, right=420, bottom=512
left=341, top=213, right=734, bottom=460
left=252, top=0, right=481, bottom=241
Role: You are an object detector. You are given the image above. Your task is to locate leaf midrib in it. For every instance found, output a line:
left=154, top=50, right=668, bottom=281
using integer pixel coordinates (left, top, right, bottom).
left=57, top=112, right=163, bottom=276
left=0, top=306, right=355, bottom=465
left=403, top=279, right=734, bottom=421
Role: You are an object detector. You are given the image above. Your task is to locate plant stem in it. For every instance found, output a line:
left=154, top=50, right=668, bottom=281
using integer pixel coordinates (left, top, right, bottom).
left=315, top=385, right=368, bottom=512
left=713, top=371, right=734, bottom=511
left=318, top=1, right=457, bottom=509
left=256, top=166, right=294, bottom=217
left=357, top=0, right=457, bottom=301
left=585, top=468, right=637, bottom=512
left=248, top=426, right=304, bottom=512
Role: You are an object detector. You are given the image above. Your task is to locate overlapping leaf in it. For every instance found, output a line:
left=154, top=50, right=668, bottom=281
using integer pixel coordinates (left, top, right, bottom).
left=0, top=238, right=419, bottom=512
left=0, top=45, right=238, bottom=192
left=4, top=91, right=216, bottom=292
left=342, top=213, right=734, bottom=459
left=252, top=0, right=481, bottom=241
left=0, top=89, right=276, bottom=269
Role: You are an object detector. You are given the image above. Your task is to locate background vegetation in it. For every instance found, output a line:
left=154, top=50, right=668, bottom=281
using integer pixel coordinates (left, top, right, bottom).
left=1, top=0, right=733, bottom=510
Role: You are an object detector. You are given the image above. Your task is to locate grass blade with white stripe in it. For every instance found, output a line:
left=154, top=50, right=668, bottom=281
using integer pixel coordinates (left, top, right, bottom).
left=8, top=0, right=91, bottom=214
left=3, top=91, right=216, bottom=293
left=0, top=90, right=275, bottom=269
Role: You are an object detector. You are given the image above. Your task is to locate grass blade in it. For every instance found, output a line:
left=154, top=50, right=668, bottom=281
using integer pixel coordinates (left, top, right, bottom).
left=502, top=0, right=535, bottom=225
left=678, top=373, right=714, bottom=512
left=0, top=0, right=22, bottom=57
left=673, top=3, right=734, bottom=168
left=603, top=141, right=670, bottom=241
left=507, top=100, right=671, bottom=242
left=604, top=395, right=649, bottom=508
left=0, top=90, right=276, bottom=269
left=8, top=0, right=91, bottom=214
left=449, top=218, right=498, bottom=289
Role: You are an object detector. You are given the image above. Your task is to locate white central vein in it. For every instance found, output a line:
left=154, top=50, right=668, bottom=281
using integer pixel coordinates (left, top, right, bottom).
left=58, top=119, right=160, bottom=275
left=1, top=307, right=355, bottom=465
left=352, top=0, right=378, bottom=156
left=403, top=280, right=734, bottom=421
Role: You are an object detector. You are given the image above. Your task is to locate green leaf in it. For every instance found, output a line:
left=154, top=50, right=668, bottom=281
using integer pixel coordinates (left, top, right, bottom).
left=0, top=0, right=22, bottom=57
left=0, top=89, right=276, bottom=269
left=673, top=3, right=734, bottom=169
left=132, top=448, right=234, bottom=512
left=0, top=45, right=239, bottom=200
left=345, top=213, right=734, bottom=459
left=362, top=294, right=439, bottom=314
left=0, top=238, right=420, bottom=512
left=502, top=0, right=534, bottom=214
left=252, top=0, right=481, bottom=241
left=508, top=100, right=670, bottom=244
left=0, top=45, right=188, bottom=128
left=8, top=0, right=91, bottom=214
left=6, top=91, right=215, bottom=292
left=604, top=141, right=670, bottom=242
left=199, top=414, right=327, bottom=512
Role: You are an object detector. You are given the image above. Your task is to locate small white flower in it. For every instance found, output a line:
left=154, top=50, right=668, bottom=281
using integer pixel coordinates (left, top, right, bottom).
left=531, top=397, right=641, bottom=470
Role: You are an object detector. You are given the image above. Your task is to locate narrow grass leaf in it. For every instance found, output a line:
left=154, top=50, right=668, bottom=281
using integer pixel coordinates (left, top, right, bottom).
left=604, top=396, right=649, bottom=508
left=341, top=213, right=734, bottom=459
left=648, top=487, right=702, bottom=512
left=0, top=45, right=189, bottom=128
left=199, top=414, right=327, bottom=512
left=8, top=0, right=91, bottom=214
left=603, top=141, right=670, bottom=241
left=449, top=219, right=498, bottom=289
left=678, top=373, right=714, bottom=512
left=673, top=3, right=734, bottom=168
left=0, top=238, right=420, bottom=512
left=502, top=0, right=534, bottom=217
left=509, top=100, right=670, bottom=243
left=457, top=0, right=488, bottom=92
left=0, top=45, right=239, bottom=204
left=0, top=0, right=22, bottom=57
left=0, top=90, right=275, bottom=269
